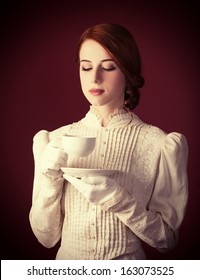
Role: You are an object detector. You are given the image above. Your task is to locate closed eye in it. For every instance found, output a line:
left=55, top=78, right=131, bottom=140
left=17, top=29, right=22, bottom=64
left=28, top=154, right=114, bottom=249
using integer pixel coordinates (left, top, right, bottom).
left=81, top=67, right=92, bottom=71
left=81, top=66, right=116, bottom=72
left=102, top=67, right=116, bottom=71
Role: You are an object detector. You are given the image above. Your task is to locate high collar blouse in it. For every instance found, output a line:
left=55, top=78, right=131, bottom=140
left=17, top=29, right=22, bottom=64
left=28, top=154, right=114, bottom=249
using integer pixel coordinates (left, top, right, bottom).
left=30, top=107, right=188, bottom=260
left=81, top=106, right=140, bottom=128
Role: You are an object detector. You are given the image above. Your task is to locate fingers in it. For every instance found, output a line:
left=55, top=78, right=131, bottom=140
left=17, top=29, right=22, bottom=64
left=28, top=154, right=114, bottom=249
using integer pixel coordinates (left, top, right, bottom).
left=50, top=137, right=63, bottom=149
left=41, top=137, right=68, bottom=176
left=63, top=174, right=119, bottom=204
left=81, top=176, right=107, bottom=184
left=63, top=175, right=106, bottom=186
left=45, top=139, right=67, bottom=160
left=63, top=174, right=89, bottom=188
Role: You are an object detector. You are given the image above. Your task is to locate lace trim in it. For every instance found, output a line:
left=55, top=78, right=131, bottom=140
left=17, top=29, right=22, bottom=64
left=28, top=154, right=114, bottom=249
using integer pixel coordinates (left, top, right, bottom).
left=131, top=125, right=165, bottom=204
left=89, top=106, right=131, bottom=127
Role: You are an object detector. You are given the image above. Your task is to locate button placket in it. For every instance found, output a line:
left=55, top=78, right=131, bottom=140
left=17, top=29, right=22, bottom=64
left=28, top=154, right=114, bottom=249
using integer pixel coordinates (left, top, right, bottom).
left=98, top=128, right=109, bottom=169
left=90, top=205, right=97, bottom=254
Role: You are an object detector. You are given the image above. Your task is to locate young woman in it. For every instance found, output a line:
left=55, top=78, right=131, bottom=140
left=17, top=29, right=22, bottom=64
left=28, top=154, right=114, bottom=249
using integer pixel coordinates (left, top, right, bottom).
left=29, top=23, right=188, bottom=260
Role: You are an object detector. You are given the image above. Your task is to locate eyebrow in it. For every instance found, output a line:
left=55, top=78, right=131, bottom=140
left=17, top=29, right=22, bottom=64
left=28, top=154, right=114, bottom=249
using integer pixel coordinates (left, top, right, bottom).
left=80, top=59, right=114, bottom=63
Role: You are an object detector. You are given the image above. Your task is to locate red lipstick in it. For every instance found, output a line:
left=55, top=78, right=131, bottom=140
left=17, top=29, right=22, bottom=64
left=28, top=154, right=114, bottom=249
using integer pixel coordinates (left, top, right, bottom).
left=89, top=88, right=104, bottom=96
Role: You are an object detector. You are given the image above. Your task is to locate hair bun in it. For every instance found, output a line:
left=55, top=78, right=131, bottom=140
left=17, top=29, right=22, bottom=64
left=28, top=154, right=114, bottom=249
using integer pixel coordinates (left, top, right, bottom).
left=134, top=75, right=145, bottom=89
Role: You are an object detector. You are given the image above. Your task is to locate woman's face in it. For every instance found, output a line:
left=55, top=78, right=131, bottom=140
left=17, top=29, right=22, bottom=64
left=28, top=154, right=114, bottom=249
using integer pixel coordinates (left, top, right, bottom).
left=79, top=39, right=126, bottom=111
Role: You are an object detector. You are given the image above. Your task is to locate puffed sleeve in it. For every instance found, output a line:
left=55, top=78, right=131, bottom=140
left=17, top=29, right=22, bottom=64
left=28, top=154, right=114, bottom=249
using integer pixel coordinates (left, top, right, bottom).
left=148, top=132, right=188, bottom=238
left=101, top=132, right=188, bottom=252
left=29, top=130, right=65, bottom=248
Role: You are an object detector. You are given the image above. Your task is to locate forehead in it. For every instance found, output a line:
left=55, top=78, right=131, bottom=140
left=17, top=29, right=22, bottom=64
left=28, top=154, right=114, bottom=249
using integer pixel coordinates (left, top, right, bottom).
left=79, top=39, right=112, bottom=61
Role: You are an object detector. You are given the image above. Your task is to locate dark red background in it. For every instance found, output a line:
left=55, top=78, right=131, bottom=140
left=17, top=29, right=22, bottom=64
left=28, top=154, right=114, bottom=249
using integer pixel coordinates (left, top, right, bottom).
left=1, top=1, right=199, bottom=259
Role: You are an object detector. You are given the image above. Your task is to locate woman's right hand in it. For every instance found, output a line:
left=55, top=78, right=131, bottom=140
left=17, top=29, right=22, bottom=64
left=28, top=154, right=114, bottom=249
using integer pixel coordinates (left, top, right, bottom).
left=41, top=137, right=68, bottom=180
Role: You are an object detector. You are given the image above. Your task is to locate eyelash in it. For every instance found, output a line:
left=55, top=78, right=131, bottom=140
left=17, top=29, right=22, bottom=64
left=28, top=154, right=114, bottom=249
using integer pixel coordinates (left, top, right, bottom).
left=81, top=67, right=116, bottom=72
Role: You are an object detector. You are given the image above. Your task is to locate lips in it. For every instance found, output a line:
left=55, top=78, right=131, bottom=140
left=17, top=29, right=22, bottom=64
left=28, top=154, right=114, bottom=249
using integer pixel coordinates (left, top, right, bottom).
left=89, top=88, right=104, bottom=96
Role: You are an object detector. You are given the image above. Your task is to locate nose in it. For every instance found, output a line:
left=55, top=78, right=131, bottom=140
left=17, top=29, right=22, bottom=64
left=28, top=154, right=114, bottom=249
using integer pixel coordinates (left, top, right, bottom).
left=91, top=67, right=101, bottom=84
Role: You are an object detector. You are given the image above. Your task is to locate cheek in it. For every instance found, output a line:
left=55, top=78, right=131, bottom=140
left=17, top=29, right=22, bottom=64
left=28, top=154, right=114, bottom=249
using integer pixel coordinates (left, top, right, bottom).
left=80, top=74, right=87, bottom=91
left=111, top=74, right=126, bottom=91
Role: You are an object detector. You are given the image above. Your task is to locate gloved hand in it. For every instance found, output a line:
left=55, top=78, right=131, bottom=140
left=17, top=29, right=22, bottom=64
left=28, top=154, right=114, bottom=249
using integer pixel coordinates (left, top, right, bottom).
left=63, top=175, right=121, bottom=204
left=41, top=137, right=68, bottom=180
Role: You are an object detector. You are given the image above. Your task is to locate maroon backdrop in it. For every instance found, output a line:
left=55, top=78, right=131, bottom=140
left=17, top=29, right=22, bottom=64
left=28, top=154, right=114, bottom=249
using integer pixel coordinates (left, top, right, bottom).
left=1, top=1, right=199, bottom=259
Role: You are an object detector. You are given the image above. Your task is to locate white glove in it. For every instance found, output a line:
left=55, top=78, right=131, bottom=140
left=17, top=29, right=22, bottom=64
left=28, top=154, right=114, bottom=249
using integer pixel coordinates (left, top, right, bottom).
left=63, top=175, right=120, bottom=204
left=41, top=137, right=68, bottom=179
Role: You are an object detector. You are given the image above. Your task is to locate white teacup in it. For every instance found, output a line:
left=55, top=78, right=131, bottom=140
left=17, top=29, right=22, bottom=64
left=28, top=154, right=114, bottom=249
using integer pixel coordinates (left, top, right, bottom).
left=62, top=134, right=96, bottom=157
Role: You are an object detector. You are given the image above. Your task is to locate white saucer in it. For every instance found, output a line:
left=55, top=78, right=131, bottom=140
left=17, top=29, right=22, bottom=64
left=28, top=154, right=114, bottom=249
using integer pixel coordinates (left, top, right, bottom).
left=61, top=167, right=114, bottom=178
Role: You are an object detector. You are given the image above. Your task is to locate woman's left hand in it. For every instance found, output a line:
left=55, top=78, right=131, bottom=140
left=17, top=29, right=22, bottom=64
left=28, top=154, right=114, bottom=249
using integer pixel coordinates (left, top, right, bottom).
left=63, top=175, right=120, bottom=204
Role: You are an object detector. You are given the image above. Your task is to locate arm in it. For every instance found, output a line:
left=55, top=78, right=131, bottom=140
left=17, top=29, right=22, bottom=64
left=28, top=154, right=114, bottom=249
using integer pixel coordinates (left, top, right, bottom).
left=29, top=130, right=65, bottom=248
left=102, top=133, right=188, bottom=251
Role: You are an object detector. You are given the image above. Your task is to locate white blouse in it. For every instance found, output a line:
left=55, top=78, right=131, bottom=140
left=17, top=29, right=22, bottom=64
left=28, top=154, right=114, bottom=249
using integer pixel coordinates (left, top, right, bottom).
left=29, top=107, right=188, bottom=259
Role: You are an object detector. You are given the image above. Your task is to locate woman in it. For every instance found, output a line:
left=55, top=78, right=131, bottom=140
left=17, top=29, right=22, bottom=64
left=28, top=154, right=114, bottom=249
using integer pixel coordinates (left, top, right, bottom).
left=29, top=23, right=188, bottom=260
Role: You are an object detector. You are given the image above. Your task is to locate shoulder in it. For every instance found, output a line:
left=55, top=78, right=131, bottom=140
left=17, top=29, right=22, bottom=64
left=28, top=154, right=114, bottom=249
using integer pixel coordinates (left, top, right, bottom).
left=137, top=123, right=188, bottom=156
left=33, top=122, right=80, bottom=142
left=131, top=113, right=166, bottom=143
left=132, top=123, right=188, bottom=187
left=138, top=124, right=166, bottom=147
